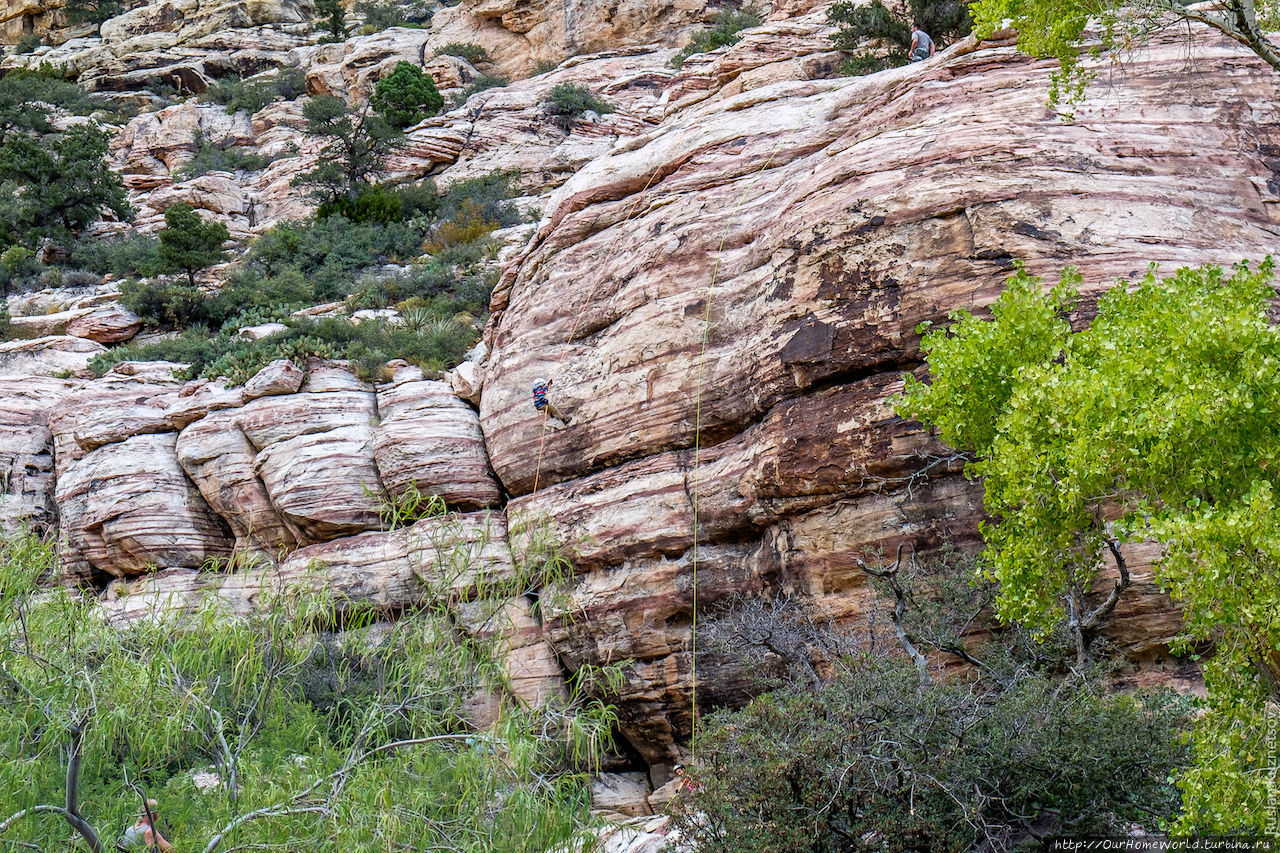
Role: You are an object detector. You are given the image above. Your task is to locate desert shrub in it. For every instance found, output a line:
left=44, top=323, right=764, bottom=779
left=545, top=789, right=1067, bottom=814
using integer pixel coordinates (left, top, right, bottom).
left=0, top=65, right=100, bottom=115
left=14, top=34, right=43, bottom=55
left=316, top=183, right=405, bottom=224
left=435, top=42, right=490, bottom=64
left=67, top=233, right=160, bottom=278
left=451, top=74, right=508, bottom=107
left=92, top=313, right=479, bottom=383
left=671, top=8, right=762, bottom=68
left=543, top=82, right=613, bottom=128
left=0, top=529, right=612, bottom=853
left=201, top=68, right=306, bottom=114
left=62, top=0, right=122, bottom=25
left=176, top=132, right=274, bottom=178
left=675, top=656, right=1190, bottom=852
left=155, top=203, right=229, bottom=287
left=530, top=58, right=560, bottom=76
left=59, top=268, right=102, bottom=288
left=355, top=0, right=432, bottom=31
left=372, top=61, right=443, bottom=128
left=433, top=171, right=523, bottom=227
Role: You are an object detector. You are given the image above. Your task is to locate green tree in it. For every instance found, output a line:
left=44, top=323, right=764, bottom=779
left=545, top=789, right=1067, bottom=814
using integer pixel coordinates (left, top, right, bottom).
left=0, top=521, right=615, bottom=852
left=155, top=203, right=230, bottom=287
left=896, top=259, right=1280, bottom=833
left=829, top=0, right=971, bottom=74
left=371, top=61, right=443, bottom=128
left=62, top=0, right=123, bottom=25
left=970, top=0, right=1280, bottom=107
left=0, top=122, right=131, bottom=247
left=292, top=95, right=402, bottom=208
left=314, top=0, right=348, bottom=40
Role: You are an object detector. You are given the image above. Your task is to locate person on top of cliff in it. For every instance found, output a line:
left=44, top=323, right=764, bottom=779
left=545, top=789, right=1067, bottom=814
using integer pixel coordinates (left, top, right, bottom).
left=531, top=377, right=571, bottom=424
left=910, top=22, right=935, bottom=62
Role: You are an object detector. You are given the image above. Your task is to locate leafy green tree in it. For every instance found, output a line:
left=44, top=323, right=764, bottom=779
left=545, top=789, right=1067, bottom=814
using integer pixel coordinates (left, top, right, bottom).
left=0, top=522, right=615, bottom=852
left=155, top=203, right=230, bottom=287
left=0, top=122, right=131, bottom=246
left=314, top=0, right=348, bottom=40
left=896, top=259, right=1280, bottom=833
left=292, top=95, right=402, bottom=209
left=971, top=0, right=1280, bottom=107
left=371, top=61, right=443, bottom=128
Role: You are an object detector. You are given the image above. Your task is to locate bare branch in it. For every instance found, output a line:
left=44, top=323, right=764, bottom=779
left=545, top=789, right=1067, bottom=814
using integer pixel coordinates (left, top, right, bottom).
left=860, top=544, right=933, bottom=684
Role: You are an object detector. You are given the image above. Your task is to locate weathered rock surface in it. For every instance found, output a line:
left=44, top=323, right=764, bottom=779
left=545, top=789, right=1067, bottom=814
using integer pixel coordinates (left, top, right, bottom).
left=64, top=304, right=143, bottom=343
left=476, top=26, right=1280, bottom=757
left=0, top=376, right=79, bottom=535
left=373, top=376, right=501, bottom=510
left=0, top=335, right=106, bottom=377
left=56, top=432, right=233, bottom=577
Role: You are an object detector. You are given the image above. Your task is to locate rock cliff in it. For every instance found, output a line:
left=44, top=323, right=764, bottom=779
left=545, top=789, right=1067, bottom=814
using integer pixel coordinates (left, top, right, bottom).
left=3, top=0, right=1277, bottom=813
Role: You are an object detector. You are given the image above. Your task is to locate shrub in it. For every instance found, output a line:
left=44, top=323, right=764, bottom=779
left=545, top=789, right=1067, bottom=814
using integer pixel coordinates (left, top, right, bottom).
left=62, top=0, right=122, bottom=25
left=314, top=0, right=348, bottom=40
left=155, top=203, right=230, bottom=287
left=0, top=65, right=100, bottom=115
left=14, top=34, right=43, bottom=55
left=674, top=657, right=1190, bottom=852
left=435, top=42, right=489, bottom=64
left=293, top=95, right=402, bottom=206
left=371, top=61, right=443, bottom=128
left=175, top=132, right=274, bottom=178
left=355, top=0, right=432, bottom=31
left=450, top=74, right=508, bottom=107
left=201, top=68, right=307, bottom=114
left=671, top=8, right=762, bottom=68
left=67, top=233, right=159, bottom=278
left=543, top=82, right=613, bottom=128
left=316, top=184, right=405, bottom=224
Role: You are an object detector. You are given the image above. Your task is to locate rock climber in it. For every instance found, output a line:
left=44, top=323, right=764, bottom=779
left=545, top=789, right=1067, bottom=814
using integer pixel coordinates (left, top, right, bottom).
left=531, top=377, right=570, bottom=424
left=119, top=799, right=174, bottom=852
left=673, top=762, right=700, bottom=795
left=910, top=22, right=935, bottom=62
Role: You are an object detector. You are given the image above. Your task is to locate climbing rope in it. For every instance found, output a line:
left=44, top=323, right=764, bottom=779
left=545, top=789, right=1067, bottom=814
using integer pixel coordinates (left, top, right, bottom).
left=522, top=83, right=836, bottom=770
left=529, top=166, right=667, bottom=498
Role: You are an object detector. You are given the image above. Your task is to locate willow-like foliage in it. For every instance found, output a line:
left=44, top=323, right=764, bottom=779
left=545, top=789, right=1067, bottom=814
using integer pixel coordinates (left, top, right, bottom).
left=0, top=519, right=615, bottom=852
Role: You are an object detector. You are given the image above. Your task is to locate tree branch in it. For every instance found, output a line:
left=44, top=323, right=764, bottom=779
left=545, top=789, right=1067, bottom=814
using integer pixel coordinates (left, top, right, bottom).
left=860, top=544, right=933, bottom=684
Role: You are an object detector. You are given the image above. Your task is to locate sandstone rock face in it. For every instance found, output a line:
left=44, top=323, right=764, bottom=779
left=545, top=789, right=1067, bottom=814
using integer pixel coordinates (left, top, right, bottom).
left=0, top=376, right=79, bottom=535
left=64, top=304, right=143, bottom=343
left=373, top=376, right=501, bottom=510
left=56, top=432, right=233, bottom=578
left=477, top=26, right=1280, bottom=758
left=0, top=336, right=106, bottom=376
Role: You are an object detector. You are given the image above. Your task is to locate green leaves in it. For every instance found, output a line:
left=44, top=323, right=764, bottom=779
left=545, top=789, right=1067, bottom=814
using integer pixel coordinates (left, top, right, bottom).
left=898, top=257, right=1280, bottom=831
left=371, top=61, right=443, bottom=129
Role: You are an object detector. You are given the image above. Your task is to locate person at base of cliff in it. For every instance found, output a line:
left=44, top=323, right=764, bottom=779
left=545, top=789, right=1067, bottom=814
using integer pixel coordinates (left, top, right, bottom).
left=119, top=799, right=174, bottom=852
left=673, top=763, right=700, bottom=795
left=531, top=377, right=571, bottom=424
left=910, top=23, right=936, bottom=61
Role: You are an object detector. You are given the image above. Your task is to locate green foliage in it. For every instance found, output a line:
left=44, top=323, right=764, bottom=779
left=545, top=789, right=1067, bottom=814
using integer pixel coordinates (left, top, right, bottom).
left=314, top=0, right=348, bottom=40
left=0, top=529, right=613, bottom=853
left=293, top=95, right=402, bottom=207
left=676, top=655, right=1190, bottom=851
left=68, top=233, right=160, bottom=278
left=452, top=74, right=508, bottom=107
left=62, top=0, right=122, bottom=25
left=896, top=259, right=1280, bottom=832
left=155, top=203, right=230, bottom=287
left=176, top=131, right=275, bottom=178
left=201, top=68, right=306, bottom=115
left=543, top=83, right=613, bottom=129
left=371, top=60, right=443, bottom=129
left=435, top=42, right=490, bottom=64
left=969, top=0, right=1278, bottom=108
left=13, top=33, right=43, bottom=54
left=92, top=313, right=480, bottom=385
left=671, top=8, right=762, bottom=68
left=829, top=0, right=970, bottom=76
left=0, top=121, right=131, bottom=249
left=354, top=0, right=432, bottom=31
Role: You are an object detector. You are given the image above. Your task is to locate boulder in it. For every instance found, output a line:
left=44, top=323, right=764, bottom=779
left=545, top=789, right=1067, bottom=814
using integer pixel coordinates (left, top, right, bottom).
left=0, top=336, right=105, bottom=377
left=65, top=304, right=143, bottom=343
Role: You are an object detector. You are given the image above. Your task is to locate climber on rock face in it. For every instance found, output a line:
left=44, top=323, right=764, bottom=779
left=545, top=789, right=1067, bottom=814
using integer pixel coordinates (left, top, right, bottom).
left=910, top=22, right=935, bottom=62
left=532, top=377, right=570, bottom=424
